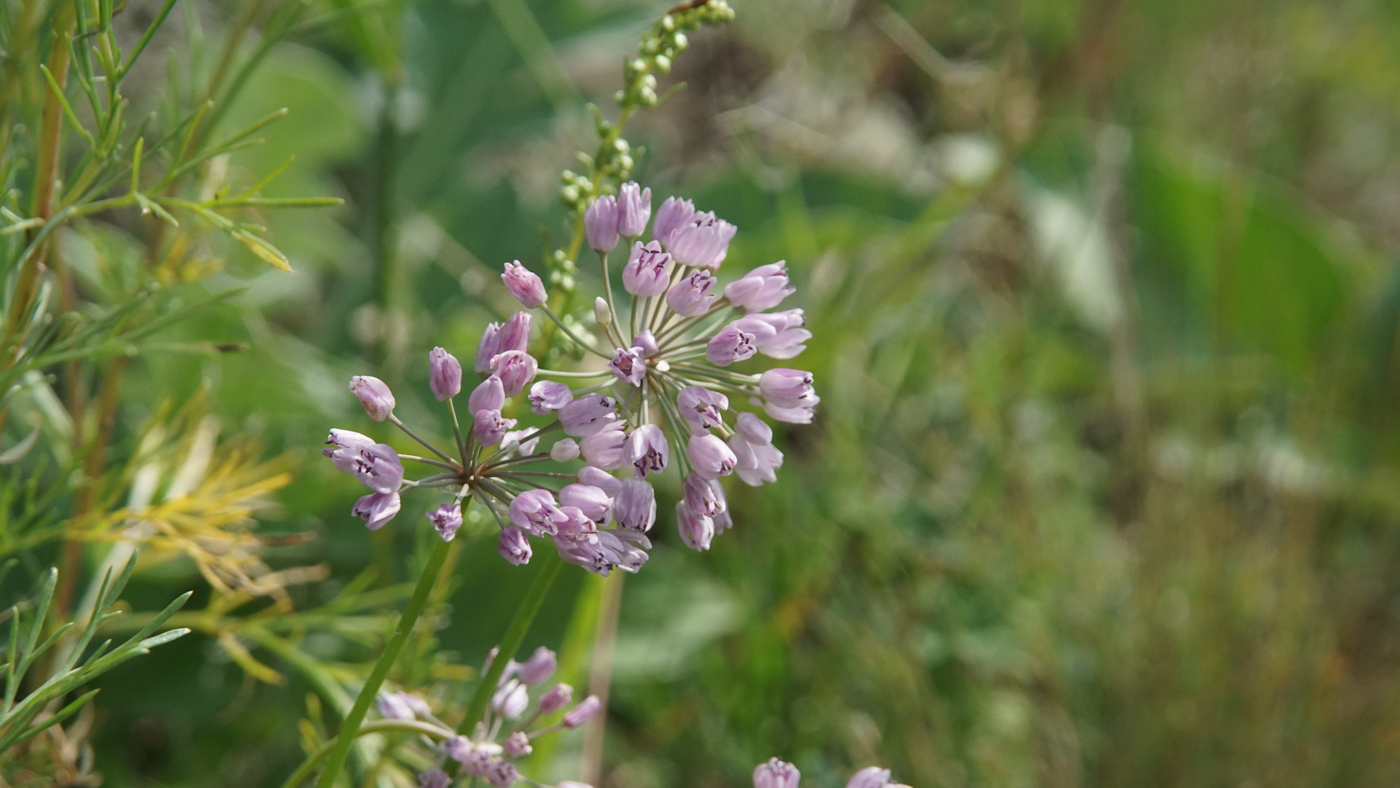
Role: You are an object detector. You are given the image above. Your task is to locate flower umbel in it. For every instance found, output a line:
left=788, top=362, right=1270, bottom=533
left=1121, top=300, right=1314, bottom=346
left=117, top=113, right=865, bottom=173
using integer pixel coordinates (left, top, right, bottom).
left=323, top=181, right=815, bottom=568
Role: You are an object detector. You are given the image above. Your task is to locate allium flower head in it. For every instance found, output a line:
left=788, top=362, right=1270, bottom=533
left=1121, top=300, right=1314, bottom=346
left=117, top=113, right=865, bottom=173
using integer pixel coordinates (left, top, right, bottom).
left=324, top=186, right=812, bottom=568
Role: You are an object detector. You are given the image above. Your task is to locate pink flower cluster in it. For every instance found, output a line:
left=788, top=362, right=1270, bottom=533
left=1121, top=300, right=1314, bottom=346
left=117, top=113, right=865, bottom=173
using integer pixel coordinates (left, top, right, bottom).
left=324, top=182, right=816, bottom=570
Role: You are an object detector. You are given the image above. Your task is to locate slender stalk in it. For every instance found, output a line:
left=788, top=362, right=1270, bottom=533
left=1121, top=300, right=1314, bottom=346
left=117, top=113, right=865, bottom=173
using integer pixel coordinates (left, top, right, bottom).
left=282, top=719, right=456, bottom=788
left=312, top=498, right=471, bottom=788
left=541, top=305, right=611, bottom=359
left=597, top=249, right=623, bottom=347
left=580, top=574, right=624, bottom=785
left=1, top=4, right=76, bottom=366
left=446, top=398, right=468, bottom=465
left=388, top=414, right=458, bottom=465
left=398, top=454, right=461, bottom=472
left=444, top=550, right=563, bottom=778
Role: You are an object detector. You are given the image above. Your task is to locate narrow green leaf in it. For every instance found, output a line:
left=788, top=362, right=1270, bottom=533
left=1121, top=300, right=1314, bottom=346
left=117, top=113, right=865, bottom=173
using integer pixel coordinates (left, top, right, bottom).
left=2, top=688, right=100, bottom=749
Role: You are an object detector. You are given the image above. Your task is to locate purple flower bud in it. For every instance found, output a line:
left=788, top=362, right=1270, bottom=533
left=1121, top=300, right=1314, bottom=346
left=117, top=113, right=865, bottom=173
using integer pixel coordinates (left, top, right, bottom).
left=666, top=269, right=719, bottom=317
left=683, top=472, right=726, bottom=517
left=498, top=311, right=532, bottom=354
left=845, top=767, right=892, bottom=788
left=349, top=375, right=395, bottom=421
left=634, top=328, right=659, bottom=356
left=560, top=484, right=612, bottom=524
left=377, top=692, right=416, bottom=720
left=761, top=327, right=811, bottom=359
left=617, top=182, right=652, bottom=238
left=667, top=211, right=737, bottom=268
left=677, top=386, right=728, bottom=435
left=353, top=491, right=401, bottom=531
left=428, top=347, right=463, bottom=401
left=754, top=759, right=802, bottom=788
left=748, top=309, right=809, bottom=358
left=477, top=323, right=502, bottom=374
left=559, top=394, right=619, bottom=438
left=469, top=375, right=506, bottom=414
left=751, top=308, right=805, bottom=331
left=581, top=422, right=628, bottom=471
left=563, top=695, right=601, bottom=728
left=325, top=428, right=375, bottom=454
left=487, top=759, right=518, bottom=788
left=608, top=346, right=647, bottom=387
left=348, top=442, right=403, bottom=493
left=555, top=505, right=598, bottom=541
left=502, top=260, right=547, bottom=308
left=489, top=350, right=537, bottom=397
left=578, top=465, right=623, bottom=497
left=759, top=368, right=815, bottom=406
left=504, top=731, right=533, bottom=757
left=676, top=500, right=715, bottom=550
left=517, top=646, right=556, bottom=685
left=622, top=241, right=673, bottom=297
left=428, top=503, right=464, bottom=542
left=596, top=530, right=649, bottom=573
left=584, top=195, right=620, bottom=252
left=687, top=434, right=737, bottom=479
left=554, top=532, right=610, bottom=574
left=724, top=261, right=795, bottom=311
left=399, top=693, right=433, bottom=717
left=502, top=429, right=539, bottom=457
left=509, top=489, right=566, bottom=536
left=445, top=735, right=475, bottom=764
left=325, top=435, right=404, bottom=493
left=730, top=412, right=783, bottom=486
left=626, top=424, right=668, bottom=478
left=539, top=683, right=573, bottom=713
left=707, top=317, right=777, bottom=366
left=459, top=750, right=494, bottom=777
left=714, top=507, right=734, bottom=534
left=550, top=438, right=581, bottom=462
left=492, top=678, right=529, bottom=719
left=613, top=478, right=656, bottom=532
left=498, top=526, right=533, bottom=565
left=759, top=368, right=819, bottom=423
left=529, top=380, right=573, bottom=415
left=419, top=770, right=450, bottom=788
left=473, top=409, right=516, bottom=446
left=653, top=196, right=696, bottom=246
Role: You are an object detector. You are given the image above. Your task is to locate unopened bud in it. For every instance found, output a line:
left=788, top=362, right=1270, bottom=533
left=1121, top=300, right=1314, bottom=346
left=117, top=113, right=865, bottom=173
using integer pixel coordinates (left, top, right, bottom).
left=594, top=297, right=612, bottom=326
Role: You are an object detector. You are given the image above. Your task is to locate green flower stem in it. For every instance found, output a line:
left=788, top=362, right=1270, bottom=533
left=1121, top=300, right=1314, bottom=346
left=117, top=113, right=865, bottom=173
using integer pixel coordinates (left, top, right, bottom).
left=445, top=549, right=564, bottom=778
left=282, top=719, right=456, bottom=788
left=312, top=500, right=467, bottom=788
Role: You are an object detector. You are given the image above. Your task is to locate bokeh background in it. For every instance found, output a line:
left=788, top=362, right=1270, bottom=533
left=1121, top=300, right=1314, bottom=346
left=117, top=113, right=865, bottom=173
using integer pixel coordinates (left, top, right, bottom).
left=48, top=0, right=1400, bottom=784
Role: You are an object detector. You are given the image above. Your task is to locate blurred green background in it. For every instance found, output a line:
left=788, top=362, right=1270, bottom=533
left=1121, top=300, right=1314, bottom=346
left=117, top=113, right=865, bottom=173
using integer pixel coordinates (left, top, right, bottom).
left=55, top=0, right=1400, bottom=784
